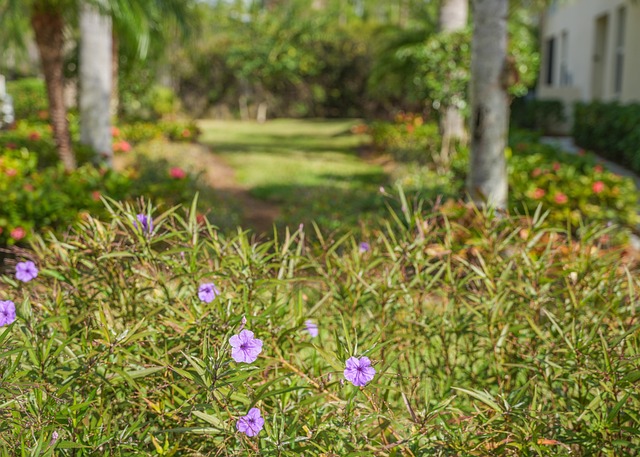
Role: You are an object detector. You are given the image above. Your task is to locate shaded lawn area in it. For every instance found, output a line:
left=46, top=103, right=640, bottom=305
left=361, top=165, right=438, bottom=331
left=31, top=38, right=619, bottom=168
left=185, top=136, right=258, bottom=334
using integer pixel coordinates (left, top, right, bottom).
left=198, top=119, right=390, bottom=231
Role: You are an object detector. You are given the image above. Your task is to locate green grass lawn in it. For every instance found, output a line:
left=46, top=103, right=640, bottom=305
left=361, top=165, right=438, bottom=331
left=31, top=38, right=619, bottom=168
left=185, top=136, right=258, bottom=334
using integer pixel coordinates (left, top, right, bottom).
left=198, top=119, right=388, bottom=231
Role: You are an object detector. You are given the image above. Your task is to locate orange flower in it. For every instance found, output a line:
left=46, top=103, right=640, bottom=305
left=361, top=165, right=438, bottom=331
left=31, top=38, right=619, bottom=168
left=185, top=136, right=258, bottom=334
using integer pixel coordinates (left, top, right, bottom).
left=28, top=131, right=41, bottom=141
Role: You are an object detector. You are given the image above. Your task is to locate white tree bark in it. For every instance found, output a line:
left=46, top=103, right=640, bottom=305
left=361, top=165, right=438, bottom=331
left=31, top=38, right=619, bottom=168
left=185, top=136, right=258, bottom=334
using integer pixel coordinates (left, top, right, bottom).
left=439, top=0, right=468, bottom=32
left=468, top=0, right=508, bottom=209
left=80, top=3, right=112, bottom=166
left=438, top=0, right=468, bottom=162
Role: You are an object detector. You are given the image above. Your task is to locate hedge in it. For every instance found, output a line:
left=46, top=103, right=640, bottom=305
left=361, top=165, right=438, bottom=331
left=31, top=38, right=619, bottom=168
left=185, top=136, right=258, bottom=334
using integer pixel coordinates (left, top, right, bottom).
left=573, top=101, right=640, bottom=172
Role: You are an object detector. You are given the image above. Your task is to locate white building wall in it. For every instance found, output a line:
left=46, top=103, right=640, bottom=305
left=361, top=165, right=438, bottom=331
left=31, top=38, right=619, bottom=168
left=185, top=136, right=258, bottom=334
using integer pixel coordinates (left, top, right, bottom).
left=538, top=0, right=640, bottom=130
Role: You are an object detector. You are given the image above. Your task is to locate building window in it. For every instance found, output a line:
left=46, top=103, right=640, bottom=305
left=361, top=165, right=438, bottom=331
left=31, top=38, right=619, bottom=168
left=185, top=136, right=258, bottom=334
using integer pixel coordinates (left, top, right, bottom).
left=614, top=6, right=626, bottom=95
left=560, top=31, right=569, bottom=86
left=546, top=37, right=556, bottom=86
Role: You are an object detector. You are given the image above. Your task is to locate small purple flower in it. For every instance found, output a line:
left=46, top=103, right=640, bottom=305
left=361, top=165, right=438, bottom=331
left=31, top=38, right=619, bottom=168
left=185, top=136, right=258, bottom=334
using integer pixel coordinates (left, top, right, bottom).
left=134, top=214, right=153, bottom=233
left=0, top=300, right=16, bottom=327
left=359, top=242, right=370, bottom=253
left=236, top=407, right=264, bottom=437
left=305, top=320, right=318, bottom=338
left=15, top=261, right=38, bottom=282
left=229, top=329, right=263, bottom=363
left=50, top=431, right=59, bottom=446
left=198, top=283, right=220, bottom=303
left=344, top=356, right=376, bottom=387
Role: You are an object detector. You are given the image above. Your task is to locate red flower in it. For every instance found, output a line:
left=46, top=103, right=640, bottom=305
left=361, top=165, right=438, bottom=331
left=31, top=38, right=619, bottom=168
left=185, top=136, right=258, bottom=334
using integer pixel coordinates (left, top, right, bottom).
left=28, top=131, right=41, bottom=141
left=5, top=168, right=18, bottom=177
left=531, top=168, right=543, bottom=178
left=91, top=190, right=101, bottom=201
left=181, top=128, right=191, bottom=138
left=23, top=183, right=34, bottom=192
left=594, top=164, right=604, bottom=173
left=10, top=227, right=26, bottom=240
left=592, top=181, right=605, bottom=194
left=112, top=126, right=121, bottom=137
left=170, top=167, right=186, bottom=179
left=6, top=142, right=17, bottom=150
left=406, top=124, right=415, bottom=134
left=577, top=149, right=586, bottom=156
left=554, top=192, right=568, bottom=204
left=196, top=213, right=206, bottom=225
left=532, top=188, right=546, bottom=199
left=38, top=110, right=49, bottom=120
left=552, top=162, right=561, bottom=172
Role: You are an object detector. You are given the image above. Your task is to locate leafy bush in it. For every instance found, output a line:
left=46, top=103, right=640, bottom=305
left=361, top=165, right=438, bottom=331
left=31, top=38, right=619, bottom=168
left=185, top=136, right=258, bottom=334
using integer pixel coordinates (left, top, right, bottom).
left=120, top=83, right=181, bottom=122
left=508, top=141, right=638, bottom=233
left=5, top=78, right=48, bottom=121
left=0, top=144, right=199, bottom=247
left=573, top=101, right=640, bottom=172
left=511, top=98, right=566, bottom=134
left=116, top=121, right=200, bottom=146
left=369, top=113, right=441, bottom=163
left=370, top=119, right=638, bottom=235
left=1, top=199, right=638, bottom=455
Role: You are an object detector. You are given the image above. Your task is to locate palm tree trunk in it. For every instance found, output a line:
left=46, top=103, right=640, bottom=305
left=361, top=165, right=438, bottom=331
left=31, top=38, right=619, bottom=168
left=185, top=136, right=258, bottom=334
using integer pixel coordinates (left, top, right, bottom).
left=467, top=0, right=509, bottom=209
left=31, top=7, right=76, bottom=171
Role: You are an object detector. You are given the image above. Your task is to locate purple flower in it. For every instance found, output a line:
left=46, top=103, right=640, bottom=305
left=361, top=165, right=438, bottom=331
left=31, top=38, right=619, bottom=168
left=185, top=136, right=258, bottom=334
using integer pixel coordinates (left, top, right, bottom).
left=15, top=261, right=38, bottom=282
left=236, top=407, right=264, bottom=437
left=0, top=300, right=16, bottom=327
left=135, top=214, right=153, bottom=233
left=305, top=320, right=318, bottom=338
left=50, top=431, right=59, bottom=446
left=198, top=283, right=220, bottom=303
left=229, top=329, right=263, bottom=363
left=344, top=356, right=376, bottom=387
left=359, top=242, right=370, bottom=253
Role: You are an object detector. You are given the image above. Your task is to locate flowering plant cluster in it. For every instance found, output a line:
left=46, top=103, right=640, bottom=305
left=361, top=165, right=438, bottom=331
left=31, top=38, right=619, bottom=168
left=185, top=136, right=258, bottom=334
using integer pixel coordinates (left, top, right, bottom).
left=1, top=200, right=638, bottom=455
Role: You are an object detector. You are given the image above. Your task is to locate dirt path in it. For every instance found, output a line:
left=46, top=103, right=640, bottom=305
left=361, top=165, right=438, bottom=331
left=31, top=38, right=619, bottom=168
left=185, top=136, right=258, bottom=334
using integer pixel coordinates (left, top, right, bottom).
left=115, top=141, right=281, bottom=233
left=191, top=143, right=281, bottom=233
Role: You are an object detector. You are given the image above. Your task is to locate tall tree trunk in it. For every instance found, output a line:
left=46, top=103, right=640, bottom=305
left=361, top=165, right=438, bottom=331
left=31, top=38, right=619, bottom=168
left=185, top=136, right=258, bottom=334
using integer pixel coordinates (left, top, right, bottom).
left=31, top=8, right=76, bottom=171
left=438, top=0, right=468, bottom=164
left=80, top=2, right=113, bottom=166
left=467, top=0, right=508, bottom=209
left=111, top=30, right=119, bottom=117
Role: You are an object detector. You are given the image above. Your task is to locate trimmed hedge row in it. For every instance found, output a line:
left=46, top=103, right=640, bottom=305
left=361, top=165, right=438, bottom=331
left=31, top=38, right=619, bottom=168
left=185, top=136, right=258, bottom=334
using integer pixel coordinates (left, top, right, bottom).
left=573, top=101, right=640, bottom=172
left=510, top=97, right=565, bottom=134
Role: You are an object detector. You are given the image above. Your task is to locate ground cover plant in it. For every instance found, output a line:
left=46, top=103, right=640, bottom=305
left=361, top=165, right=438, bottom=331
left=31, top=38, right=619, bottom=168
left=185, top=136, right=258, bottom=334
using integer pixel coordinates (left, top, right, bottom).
left=0, top=197, right=638, bottom=456
left=368, top=116, right=639, bottom=237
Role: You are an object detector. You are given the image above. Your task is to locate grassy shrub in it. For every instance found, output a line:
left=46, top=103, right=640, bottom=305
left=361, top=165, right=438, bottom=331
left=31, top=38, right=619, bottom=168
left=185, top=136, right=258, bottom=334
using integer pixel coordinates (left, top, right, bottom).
left=573, top=101, right=640, bottom=172
left=0, top=197, right=638, bottom=455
